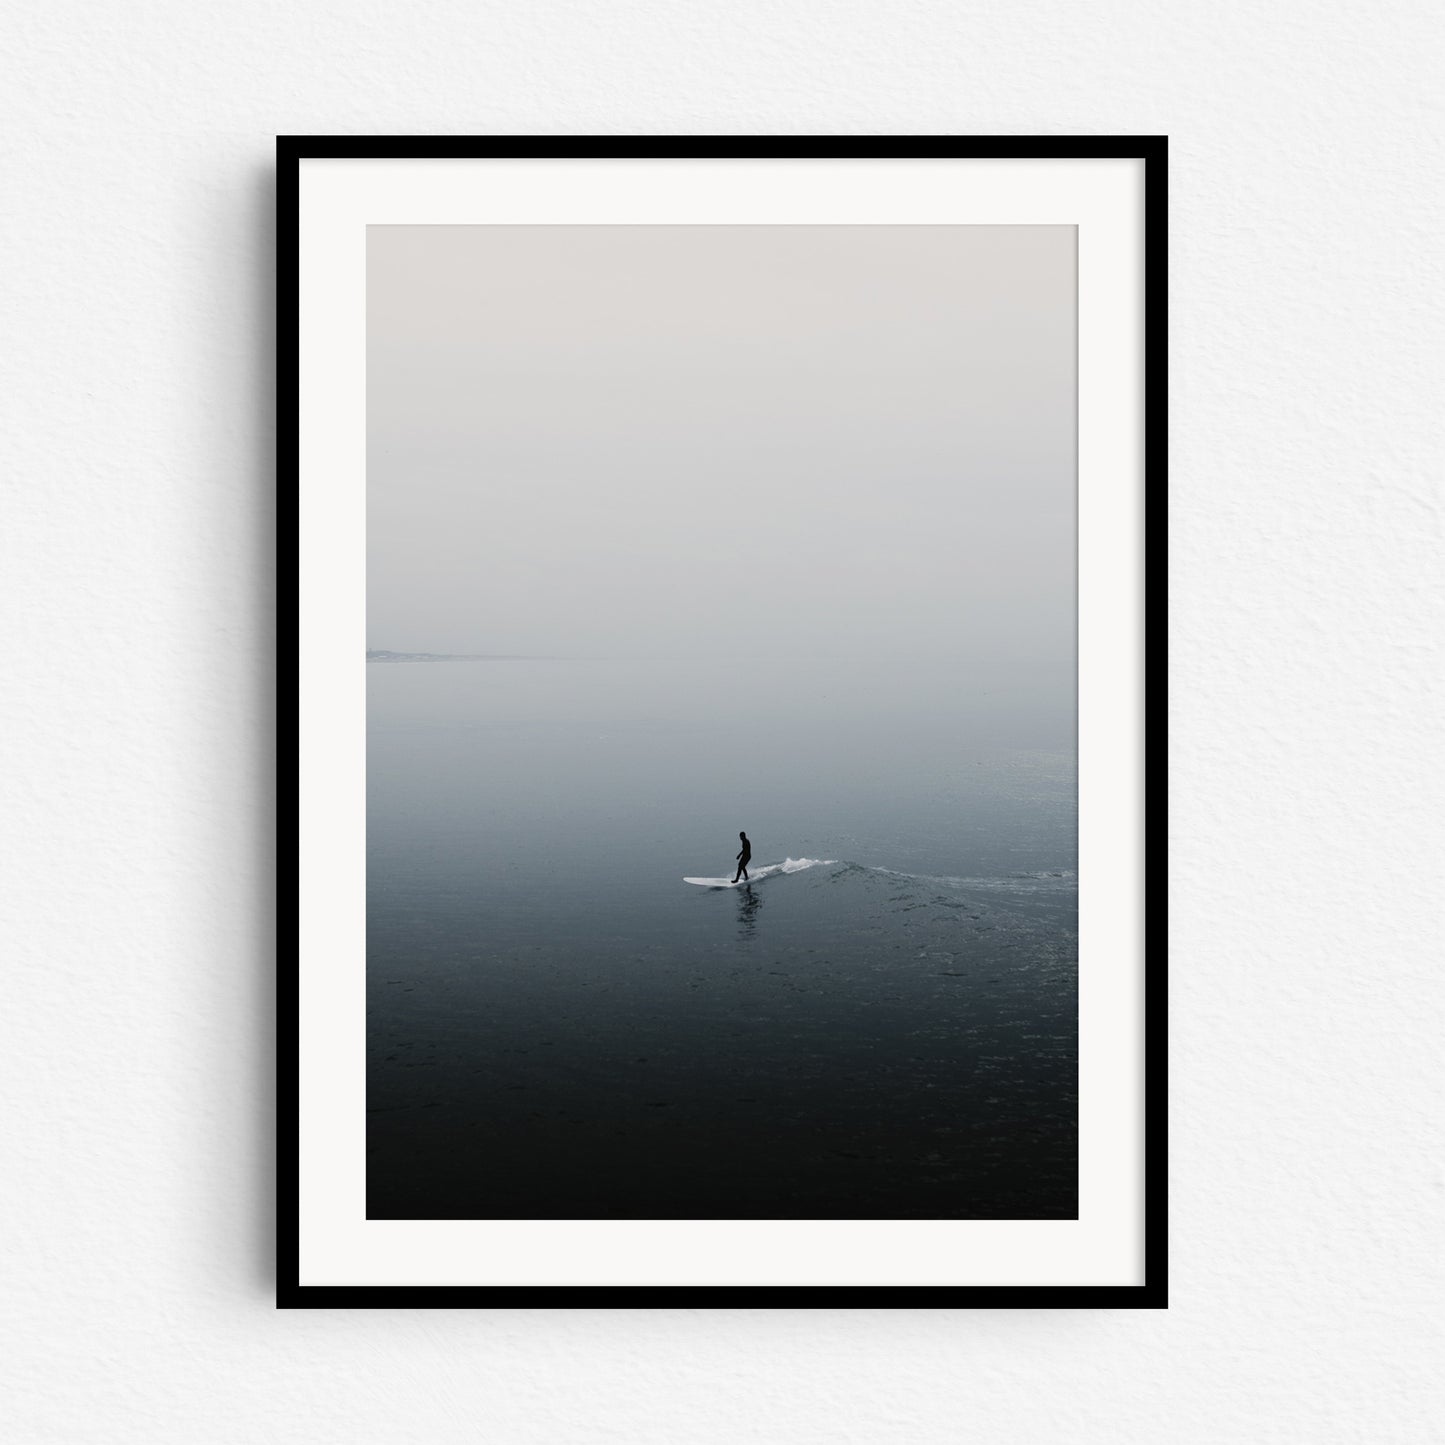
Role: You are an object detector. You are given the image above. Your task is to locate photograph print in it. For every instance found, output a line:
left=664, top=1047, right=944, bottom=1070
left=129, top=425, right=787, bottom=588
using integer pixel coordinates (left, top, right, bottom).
left=365, top=222, right=1078, bottom=1221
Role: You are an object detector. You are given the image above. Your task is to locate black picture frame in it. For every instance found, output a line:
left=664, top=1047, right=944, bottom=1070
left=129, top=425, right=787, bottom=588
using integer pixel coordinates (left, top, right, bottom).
left=277, top=134, right=1166, bottom=1308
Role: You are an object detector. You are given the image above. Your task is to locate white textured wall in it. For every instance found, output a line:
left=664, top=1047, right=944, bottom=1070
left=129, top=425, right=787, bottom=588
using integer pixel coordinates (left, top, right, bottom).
left=4, top=2, right=1442, bottom=1440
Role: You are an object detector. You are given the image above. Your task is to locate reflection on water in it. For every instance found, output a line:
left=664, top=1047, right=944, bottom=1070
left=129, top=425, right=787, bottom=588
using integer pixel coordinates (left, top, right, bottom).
left=736, top=883, right=762, bottom=940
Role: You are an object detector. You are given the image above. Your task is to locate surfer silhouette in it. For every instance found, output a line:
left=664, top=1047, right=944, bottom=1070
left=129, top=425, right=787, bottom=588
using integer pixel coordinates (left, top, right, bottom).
left=732, top=831, right=751, bottom=884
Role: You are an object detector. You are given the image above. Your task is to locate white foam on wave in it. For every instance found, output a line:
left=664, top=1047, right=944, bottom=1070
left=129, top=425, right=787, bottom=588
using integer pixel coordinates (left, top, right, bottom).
left=682, top=857, right=836, bottom=888
left=776, top=856, right=835, bottom=874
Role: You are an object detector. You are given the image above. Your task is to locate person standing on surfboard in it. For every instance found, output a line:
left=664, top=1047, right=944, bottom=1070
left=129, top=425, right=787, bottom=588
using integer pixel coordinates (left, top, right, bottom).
left=732, top=831, right=752, bottom=884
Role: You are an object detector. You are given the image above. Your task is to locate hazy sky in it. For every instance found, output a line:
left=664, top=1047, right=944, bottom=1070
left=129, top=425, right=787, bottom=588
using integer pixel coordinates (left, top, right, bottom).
left=368, top=225, right=1075, bottom=662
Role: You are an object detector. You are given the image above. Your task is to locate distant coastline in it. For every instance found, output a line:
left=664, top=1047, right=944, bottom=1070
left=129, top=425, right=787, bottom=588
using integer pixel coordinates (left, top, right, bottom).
left=366, top=650, right=552, bottom=663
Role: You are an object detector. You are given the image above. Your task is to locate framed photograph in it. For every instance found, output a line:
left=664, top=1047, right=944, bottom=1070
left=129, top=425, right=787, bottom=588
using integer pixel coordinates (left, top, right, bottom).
left=279, top=136, right=1165, bottom=1306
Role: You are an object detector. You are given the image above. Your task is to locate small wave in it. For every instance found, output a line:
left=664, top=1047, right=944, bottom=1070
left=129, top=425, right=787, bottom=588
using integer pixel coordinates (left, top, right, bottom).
left=686, top=858, right=1074, bottom=894
left=683, top=858, right=835, bottom=888
left=868, top=865, right=1076, bottom=893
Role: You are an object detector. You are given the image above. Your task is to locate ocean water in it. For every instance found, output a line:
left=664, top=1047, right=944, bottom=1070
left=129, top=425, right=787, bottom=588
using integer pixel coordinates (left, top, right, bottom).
left=367, top=657, right=1077, bottom=1219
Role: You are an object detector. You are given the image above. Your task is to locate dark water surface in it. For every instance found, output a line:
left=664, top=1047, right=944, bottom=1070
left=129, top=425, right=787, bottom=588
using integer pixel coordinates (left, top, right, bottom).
left=367, top=658, right=1077, bottom=1219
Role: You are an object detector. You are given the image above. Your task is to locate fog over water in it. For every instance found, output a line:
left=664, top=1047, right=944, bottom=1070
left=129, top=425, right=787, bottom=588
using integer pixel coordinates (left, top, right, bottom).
left=368, top=224, right=1075, bottom=671
left=367, top=225, right=1078, bottom=1219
